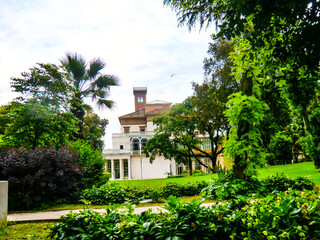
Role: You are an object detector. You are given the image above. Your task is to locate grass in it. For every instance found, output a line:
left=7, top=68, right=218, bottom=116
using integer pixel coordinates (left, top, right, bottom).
left=115, top=173, right=217, bottom=190
left=257, top=161, right=320, bottom=185
left=3, top=222, right=55, bottom=239
left=115, top=161, right=320, bottom=189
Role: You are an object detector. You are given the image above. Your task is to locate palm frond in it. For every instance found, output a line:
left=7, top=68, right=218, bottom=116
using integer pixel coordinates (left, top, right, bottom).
left=82, top=103, right=93, bottom=113
left=164, top=0, right=217, bottom=31
left=92, top=75, right=119, bottom=90
left=91, top=89, right=106, bottom=100
left=60, top=52, right=87, bottom=82
left=96, top=99, right=115, bottom=110
left=88, top=58, right=106, bottom=78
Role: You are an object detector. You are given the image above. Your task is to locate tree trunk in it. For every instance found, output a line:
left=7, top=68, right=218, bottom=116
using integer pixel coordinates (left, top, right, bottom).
left=233, top=75, right=252, bottom=179
left=71, top=97, right=86, bottom=139
left=188, top=156, right=193, bottom=176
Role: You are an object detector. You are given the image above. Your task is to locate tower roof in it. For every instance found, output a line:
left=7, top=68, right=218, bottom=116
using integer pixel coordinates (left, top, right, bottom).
left=133, top=87, right=147, bottom=92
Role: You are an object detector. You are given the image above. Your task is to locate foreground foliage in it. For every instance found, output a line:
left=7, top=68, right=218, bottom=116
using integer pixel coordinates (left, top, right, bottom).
left=51, top=188, right=320, bottom=239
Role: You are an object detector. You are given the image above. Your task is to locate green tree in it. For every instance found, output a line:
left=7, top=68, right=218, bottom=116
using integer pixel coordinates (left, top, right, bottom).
left=164, top=0, right=320, bottom=168
left=190, top=37, right=239, bottom=171
left=144, top=99, right=224, bottom=174
left=83, top=112, right=108, bottom=151
left=0, top=101, right=78, bottom=149
left=68, top=140, right=109, bottom=189
left=60, top=52, right=118, bottom=138
left=11, top=63, right=69, bottom=108
left=11, top=53, right=118, bottom=140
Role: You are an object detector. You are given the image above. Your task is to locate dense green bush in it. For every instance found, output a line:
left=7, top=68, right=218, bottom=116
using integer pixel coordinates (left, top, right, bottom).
left=162, top=181, right=208, bottom=198
left=68, top=140, right=110, bottom=189
left=50, top=190, right=320, bottom=239
left=0, top=146, right=83, bottom=210
left=82, top=183, right=138, bottom=205
left=261, top=174, right=315, bottom=192
left=202, top=172, right=315, bottom=200
left=267, top=132, right=292, bottom=165
left=201, top=171, right=262, bottom=200
left=81, top=181, right=209, bottom=205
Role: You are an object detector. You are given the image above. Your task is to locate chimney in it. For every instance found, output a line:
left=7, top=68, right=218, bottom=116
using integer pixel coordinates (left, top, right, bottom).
left=133, top=87, right=147, bottom=111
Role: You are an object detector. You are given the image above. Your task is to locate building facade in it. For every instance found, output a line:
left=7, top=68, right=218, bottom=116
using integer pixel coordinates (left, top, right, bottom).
left=103, top=87, right=177, bottom=180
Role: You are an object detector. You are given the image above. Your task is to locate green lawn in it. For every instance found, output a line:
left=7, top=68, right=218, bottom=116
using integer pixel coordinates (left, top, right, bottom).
left=257, top=161, right=320, bottom=185
left=115, top=174, right=217, bottom=190
left=115, top=161, right=320, bottom=189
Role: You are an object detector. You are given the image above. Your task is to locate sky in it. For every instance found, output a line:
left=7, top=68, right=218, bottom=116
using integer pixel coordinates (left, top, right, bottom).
left=0, top=0, right=214, bottom=149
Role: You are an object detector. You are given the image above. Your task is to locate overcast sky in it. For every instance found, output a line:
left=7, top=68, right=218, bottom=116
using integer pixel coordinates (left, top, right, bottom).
left=0, top=0, right=214, bottom=148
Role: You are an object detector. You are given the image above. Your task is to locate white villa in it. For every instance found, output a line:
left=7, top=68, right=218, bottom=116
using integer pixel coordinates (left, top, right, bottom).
left=102, top=87, right=178, bottom=180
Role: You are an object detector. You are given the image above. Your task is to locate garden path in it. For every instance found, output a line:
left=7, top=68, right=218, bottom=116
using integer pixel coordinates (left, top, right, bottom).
left=7, top=203, right=215, bottom=222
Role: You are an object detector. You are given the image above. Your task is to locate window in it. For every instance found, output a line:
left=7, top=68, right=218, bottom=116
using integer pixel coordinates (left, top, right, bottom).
left=200, top=139, right=210, bottom=150
left=120, top=145, right=123, bottom=150
left=125, top=120, right=128, bottom=123
left=132, top=138, right=140, bottom=150
left=141, top=120, right=144, bottom=123
left=141, top=138, right=148, bottom=150
left=124, top=127, right=130, bottom=134
left=194, top=160, right=201, bottom=171
left=137, top=96, right=144, bottom=102
left=106, top=160, right=112, bottom=173
left=140, top=126, right=145, bottom=132
left=123, top=159, right=128, bottom=178
left=177, top=164, right=184, bottom=175
left=114, top=160, right=120, bottom=179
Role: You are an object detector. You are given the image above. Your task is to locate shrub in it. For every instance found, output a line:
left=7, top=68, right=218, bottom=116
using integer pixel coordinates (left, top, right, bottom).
left=162, top=181, right=208, bottom=198
left=261, top=173, right=315, bottom=193
left=268, top=132, right=292, bottom=165
left=201, top=171, right=262, bottom=200
left=0, top=146, right=83, bottom=210
left=68, top=140, right=110, bottom=189
left=81, top=181, right=209, bottom=205
left=82, top=183, right=139, bottom=205
left=202, top=172, right=316, bottom=200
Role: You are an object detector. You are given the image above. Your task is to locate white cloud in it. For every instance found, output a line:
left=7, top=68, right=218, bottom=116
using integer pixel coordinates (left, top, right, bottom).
left=0, top=0, right=213, bottom=148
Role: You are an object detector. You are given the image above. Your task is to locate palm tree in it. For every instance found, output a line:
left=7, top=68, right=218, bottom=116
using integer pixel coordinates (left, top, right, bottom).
left=60, top=52, right=118, bottom=138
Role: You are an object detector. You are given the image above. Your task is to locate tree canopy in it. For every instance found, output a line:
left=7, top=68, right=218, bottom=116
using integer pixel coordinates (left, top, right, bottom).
left=10, top=52, right=118, bottom=146
left=164, top=0, right=320, bottom=176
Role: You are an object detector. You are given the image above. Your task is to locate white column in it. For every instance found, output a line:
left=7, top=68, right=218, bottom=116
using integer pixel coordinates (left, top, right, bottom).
left=128, top=159, right=131, bottom=180
left=119, top=159, right=123, bottom=180
left=0, top=181, right=8, bottom=227
left=111, top=159, right=114, bottom=180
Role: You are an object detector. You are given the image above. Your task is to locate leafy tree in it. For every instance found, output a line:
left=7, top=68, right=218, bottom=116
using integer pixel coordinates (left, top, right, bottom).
left=190, top=37, right=239, bottom=171
left=224, top=93, right=269, bottom=178
left=68, top=140, right=109, bottom=189
left=83, top=112, right=108, bottom=151
left=144, top=99, right=224, bottom=174
left=11, top=63, right=69, bottom=108
left=60, top=52, right=118, bottom=138
left=164, top=0, right=320, bottom=169
left=0, top=101, right=78, bottom=149
left=11, top=53, right=118, bottom=140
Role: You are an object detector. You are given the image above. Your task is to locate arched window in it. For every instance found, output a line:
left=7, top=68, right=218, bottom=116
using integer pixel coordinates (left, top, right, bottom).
left=132, top=138, right=140, bottom=151
left=141, top=138, right=148, bottom=150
